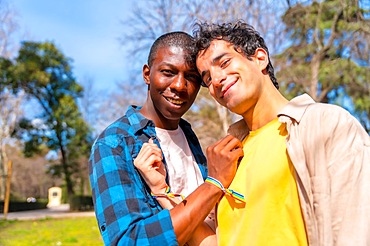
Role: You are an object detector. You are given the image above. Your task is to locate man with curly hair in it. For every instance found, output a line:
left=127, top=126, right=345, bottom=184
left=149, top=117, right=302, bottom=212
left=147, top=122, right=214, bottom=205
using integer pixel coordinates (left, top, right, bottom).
left=194, top=20, right=370, bottom=245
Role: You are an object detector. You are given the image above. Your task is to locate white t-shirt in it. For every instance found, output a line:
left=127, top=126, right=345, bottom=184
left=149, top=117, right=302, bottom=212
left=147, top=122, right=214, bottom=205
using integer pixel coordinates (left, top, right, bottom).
left=155, top=127, right=203, bottom=197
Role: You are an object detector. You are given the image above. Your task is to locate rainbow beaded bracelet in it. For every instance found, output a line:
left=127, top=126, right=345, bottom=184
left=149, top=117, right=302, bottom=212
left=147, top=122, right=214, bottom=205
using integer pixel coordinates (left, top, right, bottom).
left=205, top=176, right=246, bottom=203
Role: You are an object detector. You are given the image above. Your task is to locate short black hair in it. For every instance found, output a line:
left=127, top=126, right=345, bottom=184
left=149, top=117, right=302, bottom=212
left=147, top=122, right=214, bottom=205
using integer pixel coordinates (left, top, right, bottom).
left=193, top=20, right=278, bottom=89
left=148, top=31, right=198, bottom=69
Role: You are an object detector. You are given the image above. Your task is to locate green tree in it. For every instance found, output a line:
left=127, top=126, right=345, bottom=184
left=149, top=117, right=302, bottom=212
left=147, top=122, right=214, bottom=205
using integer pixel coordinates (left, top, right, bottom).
left=0, top=0, right=23, bottom=200
left=7, top=41, right=92, bottom=198
left=276, top=0, right=370, bottom=132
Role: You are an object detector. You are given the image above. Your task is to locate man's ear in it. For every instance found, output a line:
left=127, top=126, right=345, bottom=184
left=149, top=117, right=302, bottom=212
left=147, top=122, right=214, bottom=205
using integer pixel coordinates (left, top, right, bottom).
left=254, top=48, right=269, bottom=71
left=142, top=64, right=150, bottom=85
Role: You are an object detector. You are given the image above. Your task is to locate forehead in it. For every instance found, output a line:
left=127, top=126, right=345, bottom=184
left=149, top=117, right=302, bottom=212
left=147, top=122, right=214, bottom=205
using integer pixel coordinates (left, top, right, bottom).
left=153, top=46, right=194, bottom=67
left=197, top=40, right=234, bottom=60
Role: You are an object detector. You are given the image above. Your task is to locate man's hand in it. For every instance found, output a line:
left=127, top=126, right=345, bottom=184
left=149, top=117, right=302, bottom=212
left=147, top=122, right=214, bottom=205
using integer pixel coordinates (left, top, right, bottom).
left=134, top=138, right=167, bottom=193
left=206, top=135, right=244, bottom=188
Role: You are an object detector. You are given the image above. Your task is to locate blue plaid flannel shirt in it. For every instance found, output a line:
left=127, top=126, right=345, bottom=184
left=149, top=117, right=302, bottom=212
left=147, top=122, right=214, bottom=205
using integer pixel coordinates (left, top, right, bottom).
left=89, top=105, right=207, bottom=245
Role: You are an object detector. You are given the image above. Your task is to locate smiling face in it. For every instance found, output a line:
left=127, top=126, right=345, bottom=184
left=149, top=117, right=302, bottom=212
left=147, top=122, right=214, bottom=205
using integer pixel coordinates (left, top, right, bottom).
left=142, top=45, right=201, bottom=129
left=196, top=39, right=267, bottom=116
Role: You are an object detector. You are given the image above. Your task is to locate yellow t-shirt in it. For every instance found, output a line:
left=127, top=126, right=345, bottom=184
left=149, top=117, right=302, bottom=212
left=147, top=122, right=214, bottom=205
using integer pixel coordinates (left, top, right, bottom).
left=217, top=118, right=308, bottom=246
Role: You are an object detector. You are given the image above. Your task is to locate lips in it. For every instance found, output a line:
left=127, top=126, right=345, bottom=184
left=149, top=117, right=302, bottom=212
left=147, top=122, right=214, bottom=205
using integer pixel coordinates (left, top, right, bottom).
left=165, top=96, right=185, bottom=106
left=221, top=79, right=237, bottom=98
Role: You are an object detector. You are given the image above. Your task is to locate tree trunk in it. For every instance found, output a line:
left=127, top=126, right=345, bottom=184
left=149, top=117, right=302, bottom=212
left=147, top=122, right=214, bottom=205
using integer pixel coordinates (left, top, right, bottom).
left=309, top=54, right=320, bottom=101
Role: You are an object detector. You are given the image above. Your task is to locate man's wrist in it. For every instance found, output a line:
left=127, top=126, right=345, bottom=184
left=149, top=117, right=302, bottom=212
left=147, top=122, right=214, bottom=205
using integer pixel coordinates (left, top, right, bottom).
left=205, top=176, right=246, bottom=203
left=203, top=179, right=224, bottom=196
left=150, top=185, right=168, bottom=194
left=151, top=185, right=184, bottom=200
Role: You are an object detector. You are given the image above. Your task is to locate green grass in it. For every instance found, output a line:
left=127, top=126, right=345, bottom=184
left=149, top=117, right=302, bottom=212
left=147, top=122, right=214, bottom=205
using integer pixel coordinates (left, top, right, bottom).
left=0, top=216, right=103, bottom=246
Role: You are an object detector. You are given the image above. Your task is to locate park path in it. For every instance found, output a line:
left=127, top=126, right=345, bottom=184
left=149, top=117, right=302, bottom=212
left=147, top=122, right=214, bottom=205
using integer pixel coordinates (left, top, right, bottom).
left=0, top=204, right=95, bottom=220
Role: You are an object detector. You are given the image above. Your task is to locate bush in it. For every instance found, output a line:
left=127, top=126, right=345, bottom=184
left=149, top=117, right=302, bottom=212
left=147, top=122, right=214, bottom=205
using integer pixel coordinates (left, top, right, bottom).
left=69, top=195, right=93, bottom=211
left=0, top=200, right=48, bottom=213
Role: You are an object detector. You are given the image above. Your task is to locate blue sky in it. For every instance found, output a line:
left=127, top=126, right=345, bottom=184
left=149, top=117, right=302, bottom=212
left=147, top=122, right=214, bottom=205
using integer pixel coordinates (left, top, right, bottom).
left=11, top=0, right=132, bottom=91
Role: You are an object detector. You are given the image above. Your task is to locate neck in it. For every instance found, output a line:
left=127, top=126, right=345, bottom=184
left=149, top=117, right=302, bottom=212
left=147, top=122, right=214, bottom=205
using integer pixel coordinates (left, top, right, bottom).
left=241, top=86, right=288, bottom=131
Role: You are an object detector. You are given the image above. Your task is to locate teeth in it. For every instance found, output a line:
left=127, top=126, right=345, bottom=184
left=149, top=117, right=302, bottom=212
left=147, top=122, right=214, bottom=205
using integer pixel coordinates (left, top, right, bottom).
left=167, top=98, right=184, bottom=105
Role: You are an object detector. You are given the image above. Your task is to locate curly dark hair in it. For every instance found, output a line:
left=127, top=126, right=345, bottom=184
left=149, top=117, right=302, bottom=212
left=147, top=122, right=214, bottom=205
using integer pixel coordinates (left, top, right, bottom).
left=193, top=20, right=278, bottom=89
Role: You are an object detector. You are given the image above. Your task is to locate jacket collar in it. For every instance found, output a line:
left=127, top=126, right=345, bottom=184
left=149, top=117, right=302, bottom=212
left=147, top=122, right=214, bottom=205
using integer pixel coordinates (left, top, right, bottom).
left=228, top=94, right=315, bottom=141
left=277, top=94, right=315, bottom=123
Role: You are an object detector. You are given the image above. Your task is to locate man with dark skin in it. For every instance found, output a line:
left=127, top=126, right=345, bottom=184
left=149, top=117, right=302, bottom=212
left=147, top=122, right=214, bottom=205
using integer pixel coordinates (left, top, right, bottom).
left=89, top=31, right=243, bottom=245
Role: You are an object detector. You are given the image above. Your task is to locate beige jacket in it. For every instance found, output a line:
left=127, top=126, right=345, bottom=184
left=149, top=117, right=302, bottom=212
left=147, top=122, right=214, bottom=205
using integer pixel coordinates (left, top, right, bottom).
left=228, top=94, right=370, bottom=246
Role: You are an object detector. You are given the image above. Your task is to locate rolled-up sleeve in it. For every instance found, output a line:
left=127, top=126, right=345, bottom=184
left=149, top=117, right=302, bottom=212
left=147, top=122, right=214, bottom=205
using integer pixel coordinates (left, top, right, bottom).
left=89, top=139, right=177, bottom=246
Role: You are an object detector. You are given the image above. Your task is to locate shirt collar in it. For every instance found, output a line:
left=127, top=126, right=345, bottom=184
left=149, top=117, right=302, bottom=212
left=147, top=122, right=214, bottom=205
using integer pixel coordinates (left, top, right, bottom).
left=228, top=94, right=315, bottom=141
left=126, top=105, right=153, bottom=134
left=277, top=93, right=315, bottom=123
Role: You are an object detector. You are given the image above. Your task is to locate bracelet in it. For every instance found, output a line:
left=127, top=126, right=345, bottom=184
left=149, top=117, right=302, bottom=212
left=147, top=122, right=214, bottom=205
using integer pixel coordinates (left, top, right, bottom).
left=150, top=186, right=184, bottom=200
left=205, top=176, right=246, bottom=203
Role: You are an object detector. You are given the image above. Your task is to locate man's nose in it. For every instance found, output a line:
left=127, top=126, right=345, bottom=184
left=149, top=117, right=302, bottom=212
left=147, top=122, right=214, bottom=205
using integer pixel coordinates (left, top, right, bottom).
left=211, top=68, right=226, bottom=86
left=170, top=74, right=187, bottom=91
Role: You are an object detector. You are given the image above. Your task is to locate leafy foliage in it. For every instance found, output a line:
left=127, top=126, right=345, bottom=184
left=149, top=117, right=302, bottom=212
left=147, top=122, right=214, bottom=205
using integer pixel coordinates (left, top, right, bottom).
left=275, top=0, right=370, bottom=131
left=5, top=41, right=93, bottom=197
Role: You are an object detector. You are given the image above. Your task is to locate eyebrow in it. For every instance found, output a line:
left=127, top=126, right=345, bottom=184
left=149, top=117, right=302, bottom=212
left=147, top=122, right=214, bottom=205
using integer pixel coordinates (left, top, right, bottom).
left=159, top=62, right=175, bottom=68
left=200, top=52, right=228, bottom=81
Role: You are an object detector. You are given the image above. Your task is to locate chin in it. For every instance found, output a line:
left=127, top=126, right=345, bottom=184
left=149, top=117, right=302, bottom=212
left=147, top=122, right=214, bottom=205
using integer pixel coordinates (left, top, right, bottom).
left=165, top=110, right=186, bottom=120
left=225, top=101, right=239, bottom=113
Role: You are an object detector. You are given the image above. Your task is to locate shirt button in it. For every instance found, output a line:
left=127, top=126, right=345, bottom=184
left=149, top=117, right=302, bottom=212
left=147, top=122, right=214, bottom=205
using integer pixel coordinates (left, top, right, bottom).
left=101, top=225, right=106, bottom=231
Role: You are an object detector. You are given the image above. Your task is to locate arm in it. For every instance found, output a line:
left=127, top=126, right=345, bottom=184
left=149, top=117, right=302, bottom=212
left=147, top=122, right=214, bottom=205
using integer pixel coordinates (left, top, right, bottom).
left=321, top=107, right=370, bottom=244
left=135, top=135, right=244, bottom=245
left=134, top=138, right=216, bottom=245
left=295, top=104, right=370, bottom=245
left=89, top=141, right=177, bottom=246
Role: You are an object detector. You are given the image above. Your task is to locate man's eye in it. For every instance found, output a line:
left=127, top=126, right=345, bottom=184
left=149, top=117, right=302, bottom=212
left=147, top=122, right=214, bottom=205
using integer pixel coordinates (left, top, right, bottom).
left=220, top=59, right=230, bottom=68
left=202, top=76, right=211, bottom=87
left=162, top=70, right=174, bottom=75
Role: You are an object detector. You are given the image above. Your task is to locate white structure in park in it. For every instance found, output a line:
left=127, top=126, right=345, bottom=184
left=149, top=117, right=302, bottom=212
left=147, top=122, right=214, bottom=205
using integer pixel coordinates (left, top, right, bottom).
left=47, top=187, right=62, bottom=208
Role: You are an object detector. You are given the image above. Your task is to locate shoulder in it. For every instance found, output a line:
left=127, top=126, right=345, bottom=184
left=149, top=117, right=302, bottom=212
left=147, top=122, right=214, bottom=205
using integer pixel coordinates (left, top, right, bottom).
left=303, top=102, right=355, bottom=125
left=94, top=105, right=149, bottom=149
left=281, top=94, right=357, bottom=127
left=299, top=102, right=369, bottom=146
left=94, top=114, right=132, bottom=148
